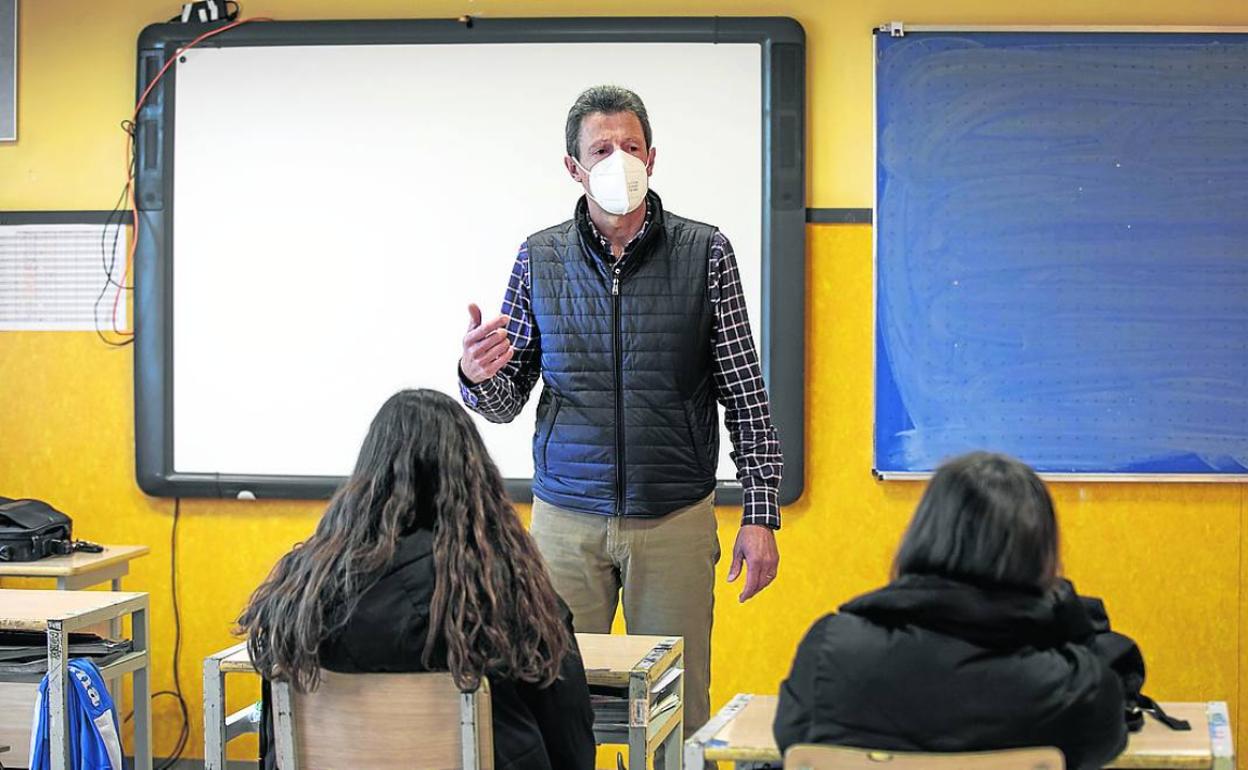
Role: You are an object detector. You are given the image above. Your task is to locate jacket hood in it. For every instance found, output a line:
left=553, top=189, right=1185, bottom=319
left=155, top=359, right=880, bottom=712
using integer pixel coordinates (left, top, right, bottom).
left=840, top=574, right=1095, bottom=650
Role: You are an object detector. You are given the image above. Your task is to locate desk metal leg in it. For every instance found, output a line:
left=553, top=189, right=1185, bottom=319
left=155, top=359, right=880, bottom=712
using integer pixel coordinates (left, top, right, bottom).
left=110, top=577, right=123, bottom=639
left=629, top=670, right=650, bottom=770
left=659, top=715, right=683, bottom=770
left=683, top=741, right=704, bottom=770
left=47, top=620, right=70, bottom=770
left=132, top=607, right=153, bottom=770
left=105, top=577, right=124, bottom=706
left=204, top=654, right=228, bottom=770
left=684, top=694, right=755, bottom=770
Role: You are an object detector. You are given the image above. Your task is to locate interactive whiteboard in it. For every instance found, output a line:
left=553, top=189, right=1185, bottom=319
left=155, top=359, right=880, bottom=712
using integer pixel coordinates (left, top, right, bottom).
left=134, top=18, right=806, bottom=501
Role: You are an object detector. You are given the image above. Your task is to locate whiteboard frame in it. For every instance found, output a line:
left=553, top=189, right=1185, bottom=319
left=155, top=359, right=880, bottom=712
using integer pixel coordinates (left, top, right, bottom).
left=870, top=24, right=1248, bottom=483
left=133, top=17, right=807, bottom=502
left=877, top=24, right=1248, bottom=33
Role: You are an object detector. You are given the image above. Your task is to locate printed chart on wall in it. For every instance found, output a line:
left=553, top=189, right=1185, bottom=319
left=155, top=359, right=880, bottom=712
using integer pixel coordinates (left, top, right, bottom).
left=873, top=28, right=1248, bottom=478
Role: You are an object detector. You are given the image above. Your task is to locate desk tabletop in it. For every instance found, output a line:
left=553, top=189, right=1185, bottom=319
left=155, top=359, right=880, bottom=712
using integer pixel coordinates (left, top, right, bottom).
left=696, top=695, right=1230, bottom=769
left=0, top=545, right=150, bottom=577
left=700, top=694, right=778, bottom=762
left=218, top=643, right=255, bottom=673
left=208, top=633, right=680, bottom=684
left=576, top=632, right=679, bottom=688
left=0, top=589, right=147, bottom=630
left=1106, top=703, right=1218, bottom=769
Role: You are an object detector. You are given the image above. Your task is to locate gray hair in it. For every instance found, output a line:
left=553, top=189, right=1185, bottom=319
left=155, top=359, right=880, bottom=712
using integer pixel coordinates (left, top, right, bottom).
left=564, top=85, right=653, bottom=160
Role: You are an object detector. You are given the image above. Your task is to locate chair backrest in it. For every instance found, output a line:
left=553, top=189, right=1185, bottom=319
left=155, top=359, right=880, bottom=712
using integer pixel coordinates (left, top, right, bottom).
left=784, top=745, right=1065, bottom=770
left=272, top=670, right=493, bottom=770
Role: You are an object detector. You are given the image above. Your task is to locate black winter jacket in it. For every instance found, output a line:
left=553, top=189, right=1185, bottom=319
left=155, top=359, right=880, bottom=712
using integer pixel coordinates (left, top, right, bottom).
left=262, top=527, right=596, bottom=770
left=774, top=575, right=1129, bottom=770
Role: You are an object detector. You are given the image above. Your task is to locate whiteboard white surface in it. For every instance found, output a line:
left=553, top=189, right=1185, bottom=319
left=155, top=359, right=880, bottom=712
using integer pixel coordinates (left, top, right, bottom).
left=172, top=43, right=762, bottom=480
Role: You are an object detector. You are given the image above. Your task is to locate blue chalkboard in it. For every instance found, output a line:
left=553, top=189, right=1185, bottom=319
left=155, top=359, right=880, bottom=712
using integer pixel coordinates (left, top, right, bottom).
left=874, top=30, right=1248, bottom=477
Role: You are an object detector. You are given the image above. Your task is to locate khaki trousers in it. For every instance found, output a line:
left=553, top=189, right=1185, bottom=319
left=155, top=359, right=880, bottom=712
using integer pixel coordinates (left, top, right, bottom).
left=530, top=494, right=719, bottom=735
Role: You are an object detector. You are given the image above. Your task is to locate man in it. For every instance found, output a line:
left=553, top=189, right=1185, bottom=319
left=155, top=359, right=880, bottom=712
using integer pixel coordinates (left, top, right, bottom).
left=458, top=85, right=782, bottom=734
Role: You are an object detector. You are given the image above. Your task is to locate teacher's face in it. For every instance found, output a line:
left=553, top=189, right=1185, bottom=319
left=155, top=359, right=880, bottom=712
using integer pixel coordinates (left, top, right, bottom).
left=566, top=110, right=655, bottom=191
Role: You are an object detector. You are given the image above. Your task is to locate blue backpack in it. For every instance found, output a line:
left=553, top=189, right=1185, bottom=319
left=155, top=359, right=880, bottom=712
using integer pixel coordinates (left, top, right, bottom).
left=29, top=659, right=123, bottom=770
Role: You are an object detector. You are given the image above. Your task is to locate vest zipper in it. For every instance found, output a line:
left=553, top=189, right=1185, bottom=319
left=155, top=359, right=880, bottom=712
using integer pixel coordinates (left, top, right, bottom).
left=612, top=266, right=625, bottom=516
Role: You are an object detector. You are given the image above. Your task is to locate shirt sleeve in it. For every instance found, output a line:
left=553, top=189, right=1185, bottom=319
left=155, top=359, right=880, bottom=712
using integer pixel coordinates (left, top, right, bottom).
left=458, top=242, right=542, bottom=423
left=709, top=231, right=784, bottom=529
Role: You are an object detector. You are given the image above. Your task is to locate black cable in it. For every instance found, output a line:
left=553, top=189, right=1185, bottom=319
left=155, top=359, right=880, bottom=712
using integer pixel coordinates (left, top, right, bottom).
left=92, top=176, right=134, bottom=347
left=121, top=690, right=183, bottom=724
left=94, top=119, right=138, bottom=347
left=154, top=498, right=190, bottom=770
left=99, top=177, right=131, bottom=292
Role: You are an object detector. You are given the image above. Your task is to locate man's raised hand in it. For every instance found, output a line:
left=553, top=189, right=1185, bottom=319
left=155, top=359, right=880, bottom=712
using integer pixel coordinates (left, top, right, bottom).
left=460, top=303, right=514, bottom=384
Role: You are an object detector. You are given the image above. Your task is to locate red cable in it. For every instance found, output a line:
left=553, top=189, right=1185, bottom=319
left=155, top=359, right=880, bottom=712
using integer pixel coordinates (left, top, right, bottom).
left=114, top=16, right=273, bottom=337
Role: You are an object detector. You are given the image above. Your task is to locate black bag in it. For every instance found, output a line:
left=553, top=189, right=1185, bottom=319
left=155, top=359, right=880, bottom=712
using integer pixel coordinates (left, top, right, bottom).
left=0, top=498, right=75, bottom=562
left=1081, top=595, right=1191, bottom=733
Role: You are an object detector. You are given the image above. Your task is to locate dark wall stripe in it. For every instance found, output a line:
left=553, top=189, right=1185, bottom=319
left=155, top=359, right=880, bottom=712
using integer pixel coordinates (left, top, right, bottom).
left=806, top=208, right=872, bottom=224
left=0, top=210, right=134, bottom=225
left=4, top=210, right=871, bottom=227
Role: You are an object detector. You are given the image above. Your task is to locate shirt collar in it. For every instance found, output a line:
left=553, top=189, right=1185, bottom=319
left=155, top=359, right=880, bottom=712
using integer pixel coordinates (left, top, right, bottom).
left=586, top=199, right=654, bottom=261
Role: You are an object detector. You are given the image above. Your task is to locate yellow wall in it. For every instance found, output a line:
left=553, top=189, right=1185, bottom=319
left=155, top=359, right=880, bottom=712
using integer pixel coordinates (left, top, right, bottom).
left=2, top=0, right=1245, bottom=764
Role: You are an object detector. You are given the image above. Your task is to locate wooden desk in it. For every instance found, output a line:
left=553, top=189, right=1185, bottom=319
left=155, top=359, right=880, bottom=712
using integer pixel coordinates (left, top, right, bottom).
left=0, top=589, right=152, bottom=770
left=203, top=642, right=261, bottom=770
left=0, top=545, right=149, bottom=644
left=0, top=545, right=149, bottom=592
left=1106, top=703, right=1234, bottom=770
left=0, top=546, right=150, bottom=764
left=579, top=632, right=681, bottom=687
left=685, top=695, right=1235, bottom=770
left=578, top=633, right=685, bottom=770
left=205, top=632, right=686, bottom=770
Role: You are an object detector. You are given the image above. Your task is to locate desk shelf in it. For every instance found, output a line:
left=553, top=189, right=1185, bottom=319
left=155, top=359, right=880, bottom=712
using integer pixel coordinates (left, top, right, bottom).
left=0, top=589, right=152, bottom=770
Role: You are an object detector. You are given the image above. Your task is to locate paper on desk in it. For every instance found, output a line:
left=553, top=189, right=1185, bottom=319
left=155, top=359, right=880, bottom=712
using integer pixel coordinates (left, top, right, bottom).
left=652, top=692, right=680, bottom=716
left=651, top=666, right=683, bottom=695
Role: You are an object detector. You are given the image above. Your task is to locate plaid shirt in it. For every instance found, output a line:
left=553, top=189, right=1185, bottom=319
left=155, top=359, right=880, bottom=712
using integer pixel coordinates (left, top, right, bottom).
left=461, top=203, right=783, bottom=529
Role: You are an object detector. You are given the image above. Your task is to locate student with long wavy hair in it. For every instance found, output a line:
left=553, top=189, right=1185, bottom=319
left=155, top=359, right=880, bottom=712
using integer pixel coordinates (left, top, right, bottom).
left=774, top=452, right=1130, bottom=770
left=238, top=389, right=595, bottom=770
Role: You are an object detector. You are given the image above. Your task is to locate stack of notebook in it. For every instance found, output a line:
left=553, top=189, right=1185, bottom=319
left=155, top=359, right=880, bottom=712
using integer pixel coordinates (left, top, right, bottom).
left=0, top=631, right=132, bottom=678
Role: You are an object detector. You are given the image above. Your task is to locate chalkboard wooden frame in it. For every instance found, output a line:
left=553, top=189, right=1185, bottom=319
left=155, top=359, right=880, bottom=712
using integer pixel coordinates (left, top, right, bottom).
left=873, top=25, right=1248, bottom=481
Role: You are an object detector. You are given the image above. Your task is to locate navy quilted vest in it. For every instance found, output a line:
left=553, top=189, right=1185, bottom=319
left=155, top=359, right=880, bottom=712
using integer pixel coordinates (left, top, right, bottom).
left=529, top=193, right=718, bottom=517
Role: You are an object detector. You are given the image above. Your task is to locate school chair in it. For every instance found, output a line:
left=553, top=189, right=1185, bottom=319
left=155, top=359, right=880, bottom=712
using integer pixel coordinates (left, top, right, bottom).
left=271, top=670, right=492, bottom=769
left=783, top=745, right=1064, bottom=770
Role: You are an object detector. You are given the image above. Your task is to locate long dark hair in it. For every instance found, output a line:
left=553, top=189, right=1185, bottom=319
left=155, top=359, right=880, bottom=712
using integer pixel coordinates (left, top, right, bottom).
left=237, top=389, right=570, bottom=692
left=892, top=452, right=1060, bottom=591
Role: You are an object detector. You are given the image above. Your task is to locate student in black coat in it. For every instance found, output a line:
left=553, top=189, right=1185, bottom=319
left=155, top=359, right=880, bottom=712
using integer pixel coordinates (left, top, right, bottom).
left=775, top=452, right=1129, bottom=770
left=239, top=389, right=596, bottom=770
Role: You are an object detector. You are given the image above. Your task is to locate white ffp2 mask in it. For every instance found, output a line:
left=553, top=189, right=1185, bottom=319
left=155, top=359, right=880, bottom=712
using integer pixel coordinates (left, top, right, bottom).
left=574, top=149, right=649, bottom=215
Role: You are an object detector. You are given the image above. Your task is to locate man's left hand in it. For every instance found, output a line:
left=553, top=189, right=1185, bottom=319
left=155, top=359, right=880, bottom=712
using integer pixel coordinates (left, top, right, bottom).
left=726, top=524, right=779, bottom=603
